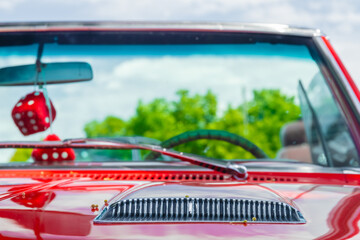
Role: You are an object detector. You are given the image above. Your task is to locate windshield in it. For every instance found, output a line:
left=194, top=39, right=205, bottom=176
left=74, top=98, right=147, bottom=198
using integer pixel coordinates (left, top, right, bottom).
left=0, top=31, right=357, bottom=168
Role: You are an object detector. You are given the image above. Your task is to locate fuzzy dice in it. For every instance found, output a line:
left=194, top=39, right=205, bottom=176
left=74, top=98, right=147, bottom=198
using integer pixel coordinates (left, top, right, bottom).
left=31, top=134, right=76, bottom=162
left=11, top=91, right=56, bottom=136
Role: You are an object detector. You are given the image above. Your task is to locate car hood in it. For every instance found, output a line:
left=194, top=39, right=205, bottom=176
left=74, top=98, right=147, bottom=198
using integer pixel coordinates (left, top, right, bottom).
left=0, top=177, right=358, bottom=240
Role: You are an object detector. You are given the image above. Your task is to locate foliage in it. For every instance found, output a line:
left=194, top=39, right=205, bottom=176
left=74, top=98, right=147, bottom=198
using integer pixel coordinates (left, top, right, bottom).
left=10, top=148, right=32, bottom=162
left=84, top=116, right=126, bottom=138
left=84, top=89, right=301, bottom=160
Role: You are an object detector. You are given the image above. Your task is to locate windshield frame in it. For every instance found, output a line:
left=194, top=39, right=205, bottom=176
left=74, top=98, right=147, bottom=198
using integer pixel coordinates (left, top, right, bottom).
left=0, top=27, right=359, bottom=168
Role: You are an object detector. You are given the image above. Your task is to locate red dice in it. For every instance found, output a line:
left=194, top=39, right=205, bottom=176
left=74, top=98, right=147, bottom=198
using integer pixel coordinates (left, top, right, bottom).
left=11, top=91, right=56, bottom=136
left=31, top=134, right=76, bottom=162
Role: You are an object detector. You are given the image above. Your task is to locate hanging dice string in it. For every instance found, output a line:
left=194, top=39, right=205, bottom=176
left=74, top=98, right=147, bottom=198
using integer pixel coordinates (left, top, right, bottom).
left=34, top=43, right=53, bottom=134
left=40, top=77, right=54, bottom=134
left=34, top=43, right=43, bottom=91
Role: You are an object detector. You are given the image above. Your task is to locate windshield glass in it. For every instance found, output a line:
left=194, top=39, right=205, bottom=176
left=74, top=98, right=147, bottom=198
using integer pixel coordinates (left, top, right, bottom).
left=0, top=31, right=357, bottom=167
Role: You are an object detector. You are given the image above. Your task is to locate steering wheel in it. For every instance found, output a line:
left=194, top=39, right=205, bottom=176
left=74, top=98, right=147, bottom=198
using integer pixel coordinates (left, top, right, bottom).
left=145, top=129, right=268, bottom=160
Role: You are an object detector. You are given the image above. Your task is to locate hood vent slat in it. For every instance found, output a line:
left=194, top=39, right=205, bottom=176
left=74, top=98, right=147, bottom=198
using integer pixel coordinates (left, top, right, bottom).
left=94, top=197, right=305, bottom=223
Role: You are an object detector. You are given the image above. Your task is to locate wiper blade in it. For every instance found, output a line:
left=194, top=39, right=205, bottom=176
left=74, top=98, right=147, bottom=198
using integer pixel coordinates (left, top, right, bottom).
left=0, top=138, right=247, bottom=180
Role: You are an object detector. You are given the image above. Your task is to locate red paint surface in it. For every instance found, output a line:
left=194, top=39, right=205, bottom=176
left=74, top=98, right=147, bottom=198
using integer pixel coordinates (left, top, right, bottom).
left=0, top=169, right=352, bottom=185
left=316, top=188, right=360, bottom=240
left=248, top=171, right=346, bottom=185
left=0, top=169, right=357, bottom=239
left=0, top=169, right=232, bottom=182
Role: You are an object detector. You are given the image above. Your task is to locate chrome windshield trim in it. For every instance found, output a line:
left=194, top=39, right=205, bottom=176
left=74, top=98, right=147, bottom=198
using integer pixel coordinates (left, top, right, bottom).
left=0, top=21, right=323, bottom=37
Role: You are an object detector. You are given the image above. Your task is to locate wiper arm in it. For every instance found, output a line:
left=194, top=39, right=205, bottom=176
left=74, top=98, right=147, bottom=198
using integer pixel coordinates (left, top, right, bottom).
left=0, top=138, right=247, bottom=180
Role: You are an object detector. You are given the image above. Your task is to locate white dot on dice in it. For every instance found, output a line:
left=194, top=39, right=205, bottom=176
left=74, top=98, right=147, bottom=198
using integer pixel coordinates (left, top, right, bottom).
left=53, top=152, right=59, bottom=159
left=61, top=152, right=68, bottom=159
left=28, top=100, right=34, bottom=105
left=27, top=111, right=34, bottom=117
left=15, top=113, right=21, bottom=119
left=42, top=153, right=48, bottom=160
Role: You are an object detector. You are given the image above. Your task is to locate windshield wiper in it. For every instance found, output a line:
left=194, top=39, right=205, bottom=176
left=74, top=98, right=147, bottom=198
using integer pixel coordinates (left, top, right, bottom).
left=0, top=138, right=247, bottom=180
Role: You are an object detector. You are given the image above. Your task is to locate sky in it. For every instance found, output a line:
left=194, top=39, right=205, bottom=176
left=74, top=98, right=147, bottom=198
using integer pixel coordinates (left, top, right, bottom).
left=0, top=0, right=359, bottom=86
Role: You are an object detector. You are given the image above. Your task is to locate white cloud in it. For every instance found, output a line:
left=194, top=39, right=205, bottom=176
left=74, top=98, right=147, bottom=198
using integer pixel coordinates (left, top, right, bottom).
left=0, top=0, right=358, bottom=86
left=0, top=0, right=23, bottom=11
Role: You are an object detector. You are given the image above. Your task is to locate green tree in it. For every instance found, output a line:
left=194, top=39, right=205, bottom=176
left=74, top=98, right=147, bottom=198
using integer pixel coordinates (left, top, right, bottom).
left=209, top=90, right=301, bottom=159
left=246, top=90, right=301, bottom=156
left=10, top=148, right=32, bottom=162
left=84, top=116, right=126, bottom=138
left=83, top=89, right=301, bottom=160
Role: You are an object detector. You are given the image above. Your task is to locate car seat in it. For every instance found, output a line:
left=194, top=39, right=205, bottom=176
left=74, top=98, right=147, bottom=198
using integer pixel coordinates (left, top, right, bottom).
left=277, top=120, right=312, bottom=163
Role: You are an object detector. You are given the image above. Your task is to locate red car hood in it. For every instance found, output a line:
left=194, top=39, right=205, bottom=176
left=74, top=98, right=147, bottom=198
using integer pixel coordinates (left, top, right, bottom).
left=0, top=175, right=358, bottom=240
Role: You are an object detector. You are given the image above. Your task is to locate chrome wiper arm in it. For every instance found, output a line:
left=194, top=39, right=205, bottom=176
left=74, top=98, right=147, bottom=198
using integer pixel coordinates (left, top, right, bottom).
left=81, top=138, right=248, bottom=180
left=144, top=144, right=248, bottom=180
left=0, top=138, right=247, bottom=180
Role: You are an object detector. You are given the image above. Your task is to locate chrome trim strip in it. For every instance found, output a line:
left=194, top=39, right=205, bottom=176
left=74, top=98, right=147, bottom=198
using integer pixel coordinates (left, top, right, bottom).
left=0, top=21, right=323, bottom=37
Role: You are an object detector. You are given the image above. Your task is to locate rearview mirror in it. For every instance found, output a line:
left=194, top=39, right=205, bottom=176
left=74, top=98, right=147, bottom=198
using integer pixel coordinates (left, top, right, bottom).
left=0, top=62, right=93, bottom=86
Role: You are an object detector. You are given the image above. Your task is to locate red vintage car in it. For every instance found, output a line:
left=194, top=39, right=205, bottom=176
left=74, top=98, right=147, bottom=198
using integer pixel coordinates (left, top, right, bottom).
left=0, top=22, right=359, bottom=239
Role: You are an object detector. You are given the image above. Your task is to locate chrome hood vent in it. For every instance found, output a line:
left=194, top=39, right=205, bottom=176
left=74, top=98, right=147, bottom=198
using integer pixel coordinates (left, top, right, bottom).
left=94, top=197, right=305, bottom=224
